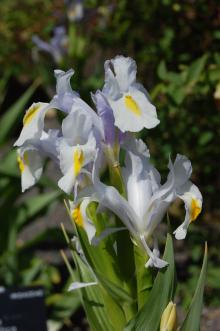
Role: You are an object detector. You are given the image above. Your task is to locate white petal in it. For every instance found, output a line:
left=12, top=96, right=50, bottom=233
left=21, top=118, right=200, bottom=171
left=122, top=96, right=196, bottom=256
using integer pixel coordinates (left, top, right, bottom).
left=59, top=140, right=74, bottom=174
left=103, top=55, right=159, bottom=133
left=58, top=168, right=75, bottom=194
left=145, top=200, right=170, bottom=238
left=92, top=151, right=138, bottom=235
left=62, top=108, right=92, bottom=145
left=17, top=148, right=43, bottom=192
left=91, top=227, right=126, bottom=246
left=143, top=157, right=178, bottom=236
left=109, top=89, right=159, bottom=132
left=68, top=281, right=97, bottom=291
left=174, top=225, right=187, bottom=240
left=80, top=198, right=97, bottom=243
left=168, top=154, right=192, bottom=188
left=38, top=129, right=60, bottom=163
left=103, top=60, right=121, bottom=99
left=58, top=138, right=96, bottom=194
left=174, top=181, right=202, bottom=240
left=140, top=235, right=168, bottom=269
left=110, top=56, right=137, bottom=92
left=122, top=145, right=153, bottom=225
left=51, top=69, right=79, bottom=113
left=14, top=102, right=49, bottom=146
left=54, top=69, right=74, bottom=95
left=71, top=98, right=104, bottom=138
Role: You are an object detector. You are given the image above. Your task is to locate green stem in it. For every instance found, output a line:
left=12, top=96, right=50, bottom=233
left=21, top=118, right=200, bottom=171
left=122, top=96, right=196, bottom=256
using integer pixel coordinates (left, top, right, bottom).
left=134, top=243, right=153, bottom=309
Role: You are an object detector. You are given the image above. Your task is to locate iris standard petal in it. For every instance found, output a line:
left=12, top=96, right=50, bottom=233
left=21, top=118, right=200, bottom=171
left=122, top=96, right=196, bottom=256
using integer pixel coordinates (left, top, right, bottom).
left=104, top=56, right=137, bottom=94
left=51, top=69, right=79, bottom=113
left=62, top=108, right=93, bottom=145
left=92, top=90, right=116, bottom=146
left=167, top=154, right=192, bottom=188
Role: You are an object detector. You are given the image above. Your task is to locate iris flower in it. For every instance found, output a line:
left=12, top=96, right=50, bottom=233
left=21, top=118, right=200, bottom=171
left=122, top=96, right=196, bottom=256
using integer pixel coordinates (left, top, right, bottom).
left=90, top=139, right=202, bottom=268
left=103, top=56, right=159, bottom=132
left=14, top=55, right=202, bottom=270
left=32, top=27, right=68, bottom=64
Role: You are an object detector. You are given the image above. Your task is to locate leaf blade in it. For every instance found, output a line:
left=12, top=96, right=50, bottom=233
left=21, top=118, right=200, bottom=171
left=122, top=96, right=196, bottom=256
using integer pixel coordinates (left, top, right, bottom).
left=180, top=243, right=208, bottom=331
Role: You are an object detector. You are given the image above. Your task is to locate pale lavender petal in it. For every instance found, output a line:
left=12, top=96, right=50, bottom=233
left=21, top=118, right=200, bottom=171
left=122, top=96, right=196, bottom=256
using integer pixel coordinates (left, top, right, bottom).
left=51, top=69, right=79, bottom=113
left=91, top=227, right=126, bottom=246
left=32, top=35, right=53, bottom=54
left=92, top=90, right=115, bottom=145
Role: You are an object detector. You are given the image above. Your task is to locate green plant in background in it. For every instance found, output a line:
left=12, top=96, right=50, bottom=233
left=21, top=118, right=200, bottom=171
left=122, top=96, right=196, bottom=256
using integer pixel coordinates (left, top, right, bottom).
left=0, top=79, right=81, bottom=329
left=14, top=55, right=207, bottom=330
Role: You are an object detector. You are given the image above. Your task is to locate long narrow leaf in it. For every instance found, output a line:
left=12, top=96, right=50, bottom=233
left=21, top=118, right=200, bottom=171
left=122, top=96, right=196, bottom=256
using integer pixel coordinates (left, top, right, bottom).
left=180, top=243, right=208, bottom=331
left=0, top=79, right=40, bottom=144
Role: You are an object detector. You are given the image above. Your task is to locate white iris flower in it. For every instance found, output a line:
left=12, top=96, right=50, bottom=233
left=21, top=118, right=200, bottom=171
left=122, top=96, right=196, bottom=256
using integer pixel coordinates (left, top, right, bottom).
left=92, top=139, right=202, bottom=268
left=103, top=56, right=160, bottom=132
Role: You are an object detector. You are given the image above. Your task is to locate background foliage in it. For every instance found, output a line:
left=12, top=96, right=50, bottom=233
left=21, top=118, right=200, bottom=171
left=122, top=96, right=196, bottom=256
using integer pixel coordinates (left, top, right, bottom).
left=0, top=0, right=219, bottom=329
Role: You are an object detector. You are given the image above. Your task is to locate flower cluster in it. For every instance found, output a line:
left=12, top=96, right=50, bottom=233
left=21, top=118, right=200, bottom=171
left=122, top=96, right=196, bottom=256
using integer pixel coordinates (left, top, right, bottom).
left=15, top=56, right=202, bottom=269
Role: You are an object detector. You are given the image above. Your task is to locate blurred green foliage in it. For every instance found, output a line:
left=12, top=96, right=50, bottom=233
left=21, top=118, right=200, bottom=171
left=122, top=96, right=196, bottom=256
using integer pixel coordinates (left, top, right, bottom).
left=0, top=0, right=220, bottom=327
left=0, top=0, right=61, bottom=77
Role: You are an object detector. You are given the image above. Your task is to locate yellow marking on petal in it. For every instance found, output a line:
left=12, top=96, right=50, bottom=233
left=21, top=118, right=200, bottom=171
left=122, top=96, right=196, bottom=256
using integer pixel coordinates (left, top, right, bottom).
left=23, top=104, right=41, bottom=126
left=72, top=206, right=84, bottom=227
left=124, top=95, right=142, bottom=116
left=17, top=152, right=29, bottom=173
left=73, top=149, right=84, bottom=177
left=190, top=198, right=201, bottom=222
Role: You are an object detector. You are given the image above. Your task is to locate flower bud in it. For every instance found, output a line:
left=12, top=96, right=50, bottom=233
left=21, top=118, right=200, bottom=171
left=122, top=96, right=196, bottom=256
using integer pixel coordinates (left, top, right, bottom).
left=160, top=301, right=177, bottom=331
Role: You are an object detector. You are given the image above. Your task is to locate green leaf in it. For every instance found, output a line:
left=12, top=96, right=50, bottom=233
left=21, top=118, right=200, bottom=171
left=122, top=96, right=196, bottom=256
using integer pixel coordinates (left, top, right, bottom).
left=124, top=233, right=176, bottom=331
left=0, top=79, right=40, bottom=145
left=157, top=61, right=167, bottom=80
left=19, top=190, right=61, bottom=221
left=167, top=85, right=186, bottom=105
left=95, top=272, right=134, bottom=304
left=73, top=253, right=116, bottom=331
left=46, top=291, right=81, bottom=320
left=0, top=70, right=11, bottom=106
left=61, top=221, right=116, bottom=331
left=62, top=218, right=126, bottom=331
left=180, top=243, right=208, bottom=331
left=0, top=149, right=19, bottom=177
left=134, top=244, right=153, bottom=309
left=19, top=227, right=65, bottom=251
left=185, top=54, right=208, bottom=86
left=16, top=191, right=61, bottom=232
left=198, top=132, right=214, bottom=146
